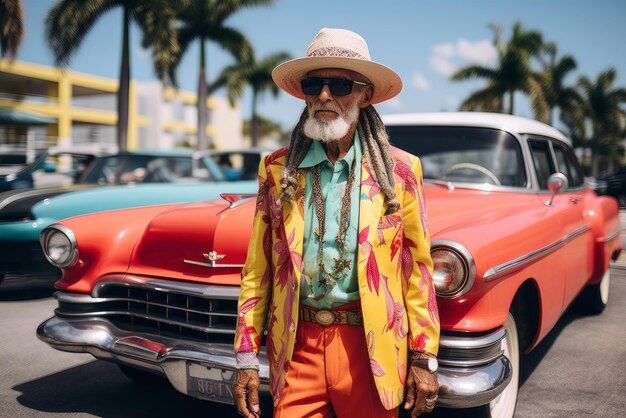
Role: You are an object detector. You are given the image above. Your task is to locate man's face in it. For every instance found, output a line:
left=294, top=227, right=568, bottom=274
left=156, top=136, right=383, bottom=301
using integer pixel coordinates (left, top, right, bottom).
left=302, top=68, right=373, bottom=142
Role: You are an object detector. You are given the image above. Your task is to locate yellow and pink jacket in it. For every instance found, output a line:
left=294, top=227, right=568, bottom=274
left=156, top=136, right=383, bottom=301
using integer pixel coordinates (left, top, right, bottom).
left=234, top=146, right=440, bottom=410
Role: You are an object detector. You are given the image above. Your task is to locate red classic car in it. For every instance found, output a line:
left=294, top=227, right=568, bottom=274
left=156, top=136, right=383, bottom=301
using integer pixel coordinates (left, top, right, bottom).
left=37, top=112, right=621, bottom=418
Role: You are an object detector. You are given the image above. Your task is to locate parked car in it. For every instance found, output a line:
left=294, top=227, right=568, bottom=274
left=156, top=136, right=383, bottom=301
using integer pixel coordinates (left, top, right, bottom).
left=0, top=149, right=258, bottom=286
left=0, top=146, right=37, bottom=177
left=36, top=113, right=621, bottom=418
left=0, top=144, right=117, bottom=192
left=596, top=166, right=626, bottom=207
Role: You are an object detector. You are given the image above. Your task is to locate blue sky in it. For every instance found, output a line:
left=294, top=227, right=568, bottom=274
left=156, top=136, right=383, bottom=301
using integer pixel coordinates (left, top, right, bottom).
left=18, top=0, right=626, bottom=131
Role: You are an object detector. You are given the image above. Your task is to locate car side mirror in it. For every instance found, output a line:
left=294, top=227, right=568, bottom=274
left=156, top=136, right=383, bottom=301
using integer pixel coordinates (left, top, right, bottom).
left=545, top=173, right=569, bottom=206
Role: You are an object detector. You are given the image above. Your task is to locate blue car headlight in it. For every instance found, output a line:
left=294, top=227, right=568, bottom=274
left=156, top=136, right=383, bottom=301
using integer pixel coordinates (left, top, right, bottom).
left=40, top=225, right=78, bottom=268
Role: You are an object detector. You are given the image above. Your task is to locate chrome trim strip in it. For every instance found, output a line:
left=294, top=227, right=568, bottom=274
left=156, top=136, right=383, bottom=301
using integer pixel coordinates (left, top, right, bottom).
left=602, top=228, right=621, bottom=243
left=183, top=259, right=245, bottom=268
left=39, top=224, right=79, bottom=268
left=438, top=350, right=504, bottom=368
left=430, top=240, right=476, bottom=299
left=37, top=315, right=511, bottom=408
left=440, top=327, right=506, bottom=349
left=91, top=279, right=241, bottom=300
left=219, top=193, right=256, bottom=209
left=483, top=225, right=591, bottom=282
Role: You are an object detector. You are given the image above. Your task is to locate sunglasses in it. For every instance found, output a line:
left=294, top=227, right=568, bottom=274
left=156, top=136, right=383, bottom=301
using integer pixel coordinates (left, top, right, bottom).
left=300, top=77, right=370, bottom=97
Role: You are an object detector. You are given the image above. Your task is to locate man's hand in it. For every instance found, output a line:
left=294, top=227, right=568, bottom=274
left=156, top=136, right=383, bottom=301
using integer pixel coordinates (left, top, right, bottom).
left=233, top=369, right=261, bottom=418
left=404, top=361, right=439, bottom=417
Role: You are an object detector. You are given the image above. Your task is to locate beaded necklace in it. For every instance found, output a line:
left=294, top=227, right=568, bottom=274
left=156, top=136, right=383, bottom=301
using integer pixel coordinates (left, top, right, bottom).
left=312, top=149, right=357, bottom=290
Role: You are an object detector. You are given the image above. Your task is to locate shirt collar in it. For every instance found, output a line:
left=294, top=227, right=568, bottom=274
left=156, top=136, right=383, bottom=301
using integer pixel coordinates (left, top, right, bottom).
left=298, top=133, right=362, bottom=169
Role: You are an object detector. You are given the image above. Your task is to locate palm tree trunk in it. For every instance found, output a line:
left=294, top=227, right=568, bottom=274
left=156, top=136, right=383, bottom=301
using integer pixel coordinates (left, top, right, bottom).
left=591, top=138, right=600, bottom=178
left=197, top=37, right=208, bottom=150
left=251, top=89, right=258, bottom=147
left=509, top=90, right=514, bottom=115
left=117, top=8, right=130, bottom=152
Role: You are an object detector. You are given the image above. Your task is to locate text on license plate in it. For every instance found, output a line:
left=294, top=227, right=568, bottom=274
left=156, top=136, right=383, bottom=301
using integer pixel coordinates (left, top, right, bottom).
left=186, top=363, right=235, bottom=404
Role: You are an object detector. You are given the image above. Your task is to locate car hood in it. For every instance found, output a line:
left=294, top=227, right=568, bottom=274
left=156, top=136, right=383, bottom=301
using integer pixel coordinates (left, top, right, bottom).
left=128, top=197, right=255, bottom=285
left=30, top=181, right=257, bottom=221
left=423, top=185, right=539, bottom=238
left=125, top=185, right=538, bottom=285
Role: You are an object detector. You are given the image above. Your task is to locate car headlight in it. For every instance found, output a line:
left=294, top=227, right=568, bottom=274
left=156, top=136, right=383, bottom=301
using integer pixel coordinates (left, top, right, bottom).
left=430, top=241, right=475, bottom=298
left=40, top=225, right=78, bottom=268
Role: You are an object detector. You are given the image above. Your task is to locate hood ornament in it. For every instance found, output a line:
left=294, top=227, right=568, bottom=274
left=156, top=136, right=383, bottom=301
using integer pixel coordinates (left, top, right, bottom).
left=184, top=250, right=244, bottom=269
left=204, top=251, right=225, bottom=262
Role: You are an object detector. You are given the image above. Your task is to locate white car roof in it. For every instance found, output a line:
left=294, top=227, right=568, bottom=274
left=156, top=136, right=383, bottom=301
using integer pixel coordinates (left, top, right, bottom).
left=382, top=112, right=571, bottom=145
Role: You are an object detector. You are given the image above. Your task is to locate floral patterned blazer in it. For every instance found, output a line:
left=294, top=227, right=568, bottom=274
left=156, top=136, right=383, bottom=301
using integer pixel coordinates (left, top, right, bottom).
left=234, top=145, right=440, bottom=410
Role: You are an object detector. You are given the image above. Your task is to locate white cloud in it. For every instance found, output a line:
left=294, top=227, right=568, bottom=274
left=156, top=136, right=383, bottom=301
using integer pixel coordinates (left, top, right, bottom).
left=433, top=42, right=455, bottom=58
left=429, top=38, right=497, bottom=77
left=412, top=72, right=431, bottom=91
left=457, top=39, right=497, bottom=65
left=429, top=55, right=457, bottom=77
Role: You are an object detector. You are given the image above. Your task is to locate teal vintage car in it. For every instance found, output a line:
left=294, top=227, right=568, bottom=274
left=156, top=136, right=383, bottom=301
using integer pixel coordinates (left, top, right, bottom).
left=0, top=149, right=258, bottom=286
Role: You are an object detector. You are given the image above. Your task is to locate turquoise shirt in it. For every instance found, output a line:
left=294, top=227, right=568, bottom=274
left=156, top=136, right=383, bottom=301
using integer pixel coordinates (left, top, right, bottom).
left=298, top=135, right=362, bottom=308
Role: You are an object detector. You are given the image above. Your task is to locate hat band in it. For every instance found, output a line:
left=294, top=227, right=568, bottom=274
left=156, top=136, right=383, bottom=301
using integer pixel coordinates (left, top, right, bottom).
left=307, top=46, right=369, bottom=61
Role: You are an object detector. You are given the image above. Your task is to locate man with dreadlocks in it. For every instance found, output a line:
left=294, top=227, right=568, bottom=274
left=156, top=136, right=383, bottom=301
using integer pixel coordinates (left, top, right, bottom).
left=233, top=28, right=440, bottom=418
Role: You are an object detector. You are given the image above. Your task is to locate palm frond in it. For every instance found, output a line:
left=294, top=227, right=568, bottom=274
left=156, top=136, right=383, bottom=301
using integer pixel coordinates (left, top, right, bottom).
left=451, top=65, right=498, bottom=82
left=459, top=85, right=504, bottom=112
left=207, top=25, right=253, bottom=63
left=0, top=0, right=25, bottom=59
left=133, top=0, right=179, bottom=82
left=46, top=0, right=115, bottom=66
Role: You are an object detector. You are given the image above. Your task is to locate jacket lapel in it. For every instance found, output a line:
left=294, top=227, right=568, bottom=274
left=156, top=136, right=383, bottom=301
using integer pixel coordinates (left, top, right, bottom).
left=266, top=161, right=306, bottom=283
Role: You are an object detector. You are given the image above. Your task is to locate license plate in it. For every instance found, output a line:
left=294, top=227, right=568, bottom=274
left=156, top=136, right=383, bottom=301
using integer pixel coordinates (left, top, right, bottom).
left=186, top=363, right=235, bottom=404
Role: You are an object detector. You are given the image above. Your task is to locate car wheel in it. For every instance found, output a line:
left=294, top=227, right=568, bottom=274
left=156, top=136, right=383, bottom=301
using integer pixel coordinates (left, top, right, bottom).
left=577, top=268, right=611, bottom=315
left=477, top=312, right=519, bottom=418
left=117, top=364, right=167, bottom=386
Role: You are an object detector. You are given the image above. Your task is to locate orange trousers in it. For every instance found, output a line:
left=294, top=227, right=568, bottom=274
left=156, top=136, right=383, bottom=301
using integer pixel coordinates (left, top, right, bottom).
left=273, top=303, right=399, bottom=418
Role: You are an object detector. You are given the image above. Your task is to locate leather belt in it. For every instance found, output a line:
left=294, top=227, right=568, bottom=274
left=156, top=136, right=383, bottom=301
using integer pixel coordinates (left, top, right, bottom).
left=299, top=306, right=363, bottom=327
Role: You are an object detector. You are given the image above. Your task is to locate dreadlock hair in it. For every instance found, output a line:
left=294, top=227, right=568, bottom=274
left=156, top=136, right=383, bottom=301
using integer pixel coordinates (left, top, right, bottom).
left=280, top=105, right=399, bottom=214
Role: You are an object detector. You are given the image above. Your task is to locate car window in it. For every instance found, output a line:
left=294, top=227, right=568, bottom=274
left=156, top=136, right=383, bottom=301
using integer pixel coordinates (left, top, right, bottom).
left=528, top=140, right=555, bottom=190
left=79, top=155, right=194, bottom=185
left=387, top=126, right=526, bottom=187
left=553, top=143, right=584, bottom=188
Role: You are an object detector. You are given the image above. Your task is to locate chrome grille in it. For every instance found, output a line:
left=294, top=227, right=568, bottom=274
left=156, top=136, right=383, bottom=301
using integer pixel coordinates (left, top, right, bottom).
left=55, top=279, right=240, bottom=345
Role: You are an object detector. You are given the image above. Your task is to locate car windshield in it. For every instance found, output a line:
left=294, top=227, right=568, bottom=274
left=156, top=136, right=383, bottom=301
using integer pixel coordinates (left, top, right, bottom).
left=79, top=154, right=210, bottom=185
left=387, top=125, right=526, bottom=187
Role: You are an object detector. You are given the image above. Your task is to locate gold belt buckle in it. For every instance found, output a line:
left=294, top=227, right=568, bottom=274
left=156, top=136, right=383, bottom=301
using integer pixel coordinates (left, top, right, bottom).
left=314, top=309, right=336, bottom=326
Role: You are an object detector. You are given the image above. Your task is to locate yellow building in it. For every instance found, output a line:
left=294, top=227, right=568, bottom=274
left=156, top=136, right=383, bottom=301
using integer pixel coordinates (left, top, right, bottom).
left=0, top=59, right=242, bottom=152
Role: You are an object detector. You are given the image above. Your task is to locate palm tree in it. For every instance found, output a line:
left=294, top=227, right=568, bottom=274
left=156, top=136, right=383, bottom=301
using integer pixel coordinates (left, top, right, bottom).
left=209, top=50, right=290, bottom=146
left=576, top=68, right=626, bottom=177
left=536, top=43, right=581, bottom=125
left=452, top=22, right=548, bottom=120
left=165, top=0, right=274, bottom=150
left=46, top=1, right=178, bottom=151
left=0, top=0, right=24, bottom=59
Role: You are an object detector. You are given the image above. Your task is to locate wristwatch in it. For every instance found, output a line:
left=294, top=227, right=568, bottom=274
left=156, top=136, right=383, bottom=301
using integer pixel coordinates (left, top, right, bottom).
left=412, top=356, right=438, bottom=373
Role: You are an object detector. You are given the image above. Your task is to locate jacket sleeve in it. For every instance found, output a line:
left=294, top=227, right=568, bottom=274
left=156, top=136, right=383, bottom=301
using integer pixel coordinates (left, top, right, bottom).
left=234, top=157, right=273, bottom=355
left=401, top=156, right=440, bottom=356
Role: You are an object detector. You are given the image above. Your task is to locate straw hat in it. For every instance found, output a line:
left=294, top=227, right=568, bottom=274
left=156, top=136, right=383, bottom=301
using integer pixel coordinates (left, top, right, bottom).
left=272, top=28, right=402, bottom=104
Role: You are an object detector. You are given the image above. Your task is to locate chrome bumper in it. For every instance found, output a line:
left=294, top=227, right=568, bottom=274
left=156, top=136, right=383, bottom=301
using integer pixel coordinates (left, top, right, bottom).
left=38, top=314, right=511, bottom=408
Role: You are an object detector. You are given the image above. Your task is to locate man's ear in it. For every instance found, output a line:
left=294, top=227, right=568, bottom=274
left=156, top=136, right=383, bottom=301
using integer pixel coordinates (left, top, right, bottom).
left=359, top=85, right=373, bottom=109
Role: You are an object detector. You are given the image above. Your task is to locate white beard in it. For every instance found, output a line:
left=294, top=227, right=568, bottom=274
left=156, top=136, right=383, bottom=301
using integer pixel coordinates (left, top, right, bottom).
left=303, top=102, right=360, bottom=143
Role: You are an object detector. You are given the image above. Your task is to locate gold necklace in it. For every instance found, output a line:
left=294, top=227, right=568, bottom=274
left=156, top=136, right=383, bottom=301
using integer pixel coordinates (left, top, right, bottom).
left=312, top=152, right=357, bottom=290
